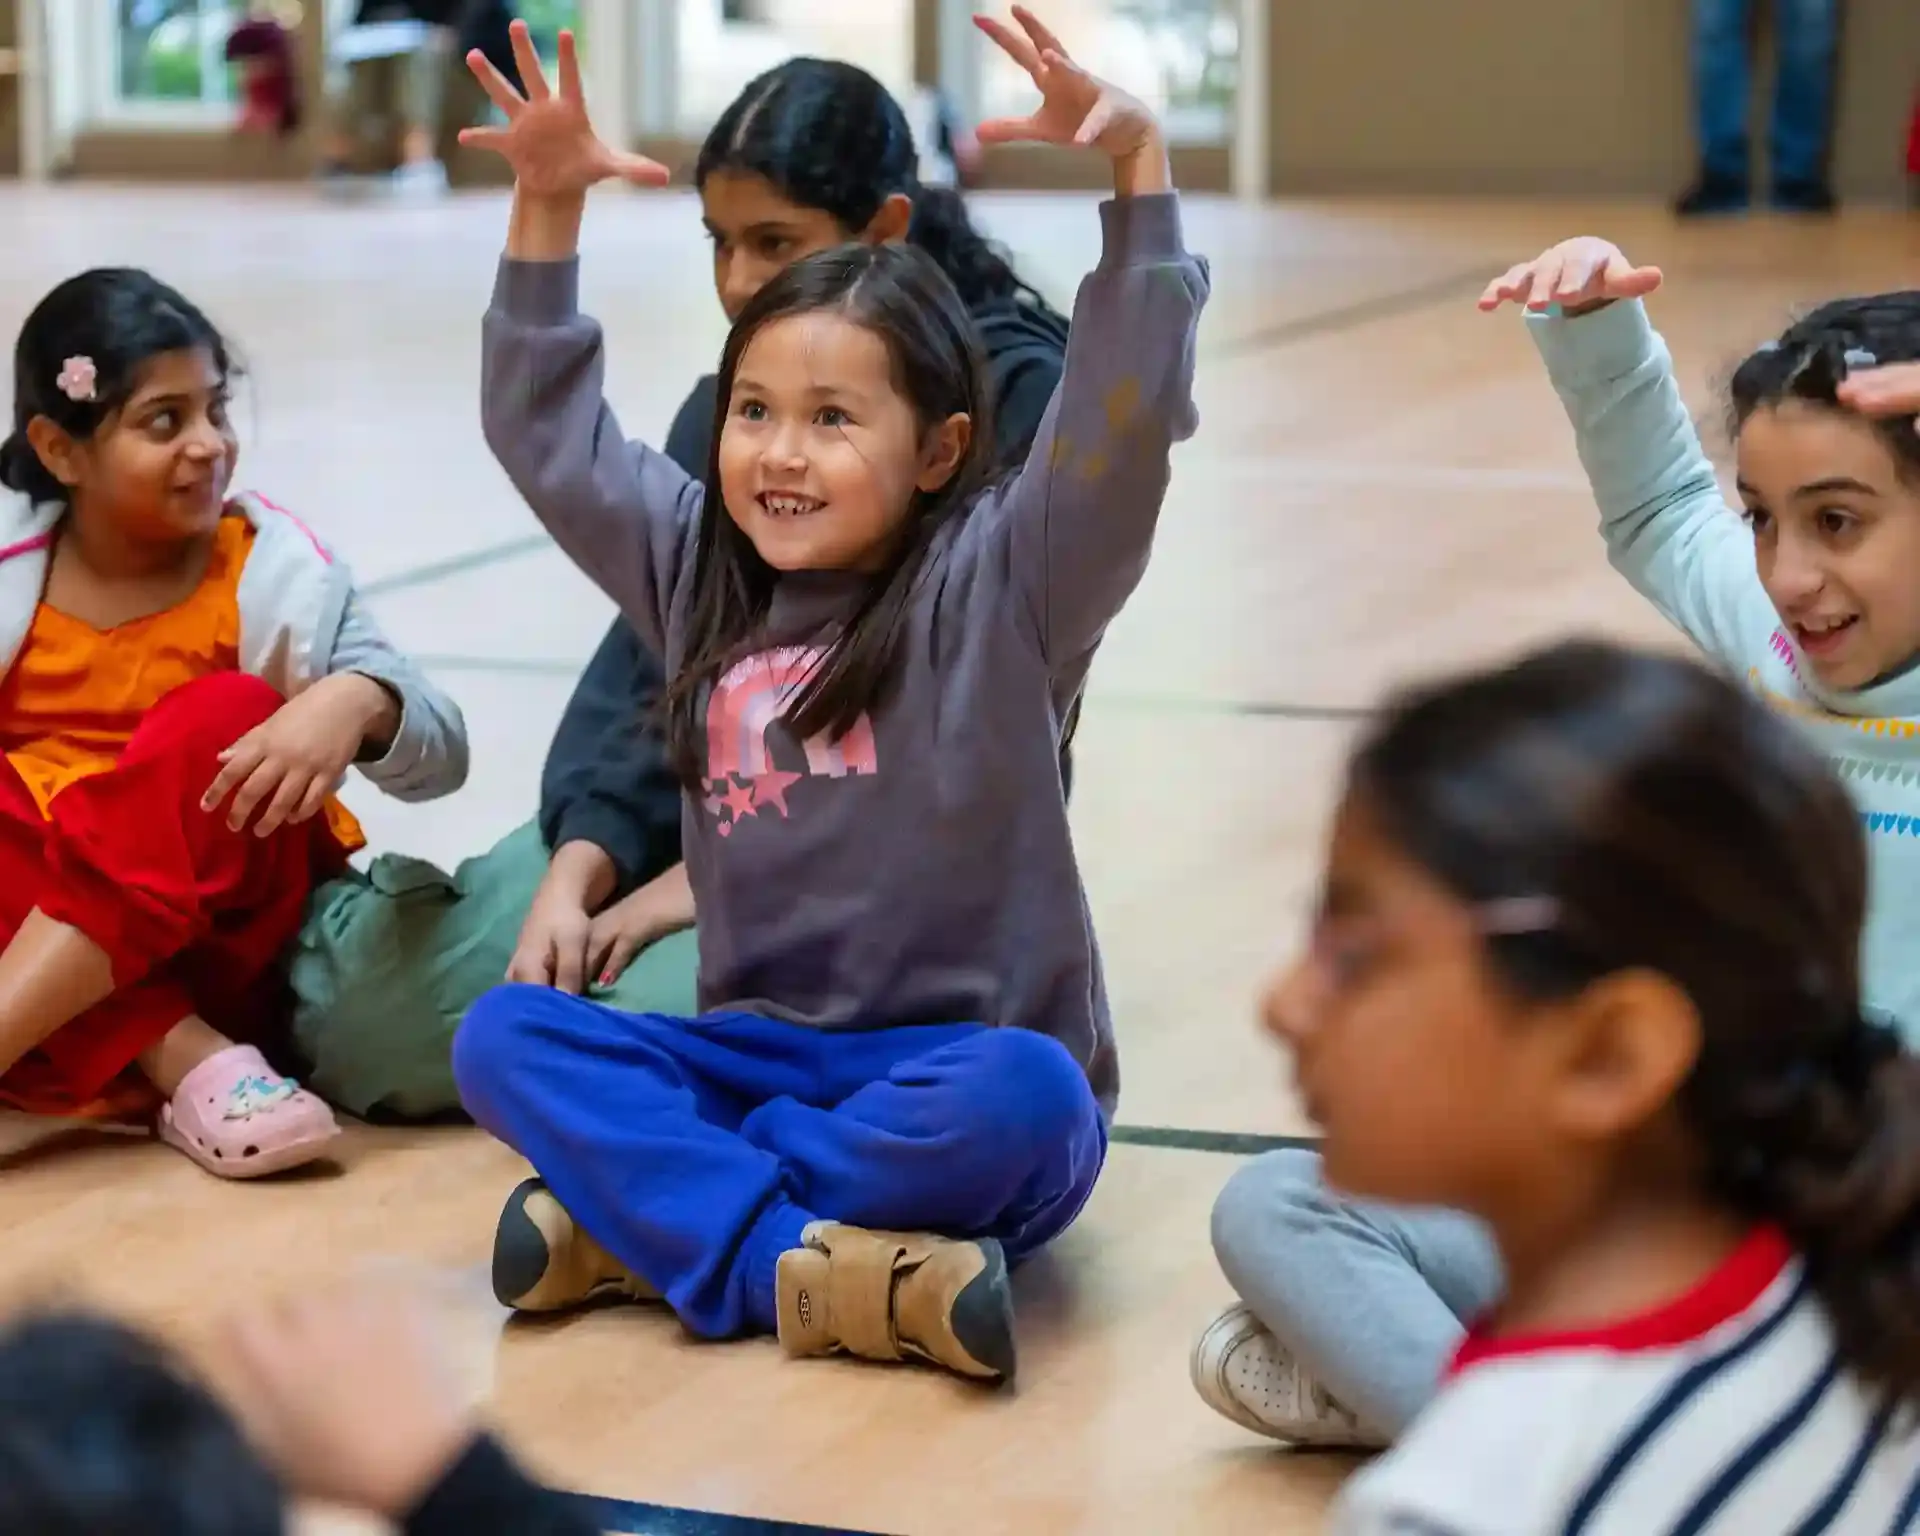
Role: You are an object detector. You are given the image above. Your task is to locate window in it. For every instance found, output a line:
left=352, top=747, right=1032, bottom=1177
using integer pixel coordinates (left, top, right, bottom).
left=674, top=0, right=913, bottom=135
left=975, top=0, right=1237, bottom=144
left=115, top=0, right=239, bottom=106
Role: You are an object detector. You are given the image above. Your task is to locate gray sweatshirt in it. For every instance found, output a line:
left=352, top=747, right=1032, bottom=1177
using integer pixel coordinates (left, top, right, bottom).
left=480, top=193, right=1208, bottom=1114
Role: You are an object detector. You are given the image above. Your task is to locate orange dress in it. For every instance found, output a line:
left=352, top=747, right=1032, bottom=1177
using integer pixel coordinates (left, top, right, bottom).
left=0, top=514, right=364, bottom=1117
left=0, top=515, right=364, bottom=851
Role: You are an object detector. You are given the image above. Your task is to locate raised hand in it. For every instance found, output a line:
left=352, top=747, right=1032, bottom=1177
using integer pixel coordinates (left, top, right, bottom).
left=1478, top=237, right=1664, bottom=316
left=973, top=7, right=1159, bottom=169
left=1838, top=363, right=1920, bottom=433
left=458, top=21, right=667, bottom=199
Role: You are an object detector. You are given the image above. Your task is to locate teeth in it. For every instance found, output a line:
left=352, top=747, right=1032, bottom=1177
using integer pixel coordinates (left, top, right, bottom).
left=762, top=494, right=821, bottom=518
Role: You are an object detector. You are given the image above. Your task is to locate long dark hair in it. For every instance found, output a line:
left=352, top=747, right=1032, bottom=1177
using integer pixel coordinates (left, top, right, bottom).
left=0, top=268, right=233, bottom=505
left=1350, top=638, right=1920, bottom=1409
left=694, top=57, right=1060, bottom=320
left=1729, top=291, right=1920, bottom=483
left=660, top=243, right=994, bottom=785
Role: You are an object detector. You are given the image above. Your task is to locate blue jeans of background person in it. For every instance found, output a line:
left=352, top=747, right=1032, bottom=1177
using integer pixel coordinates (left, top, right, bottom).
left=1692, top=0, right=1840, bottom=189
left=453, top=987, right=1108, bottom=1338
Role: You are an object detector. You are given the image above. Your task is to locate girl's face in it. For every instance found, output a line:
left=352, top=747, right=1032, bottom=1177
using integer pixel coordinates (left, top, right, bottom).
left=1737, top=400, right=1920, bottom=690
left=29, top=346, right=236, bottom=544
left=1264, top=793, right=1563, bottom=1212
left=1268, top=790, right=1708, bottom=1230
left=700, top=169, right=911, bottom=323
left=717, top=310, right=969, bottom=573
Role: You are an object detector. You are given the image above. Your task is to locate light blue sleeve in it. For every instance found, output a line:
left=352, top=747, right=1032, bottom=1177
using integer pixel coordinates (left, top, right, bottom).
left=1525, top=299, right=1776, bottom=670
left=328, top=588, right=471, bottom=803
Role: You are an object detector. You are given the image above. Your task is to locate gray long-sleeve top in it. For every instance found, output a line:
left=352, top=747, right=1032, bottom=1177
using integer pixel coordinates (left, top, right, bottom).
left=480, top=194, right=1207, bottom=1114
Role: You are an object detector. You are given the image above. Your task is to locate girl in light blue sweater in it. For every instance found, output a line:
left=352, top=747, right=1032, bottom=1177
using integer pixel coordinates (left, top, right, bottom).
left=1193, top=239, right=1920, bottom=1449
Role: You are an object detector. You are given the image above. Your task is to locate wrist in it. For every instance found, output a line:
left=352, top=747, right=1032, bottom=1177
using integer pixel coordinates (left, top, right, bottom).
left=1111, top=131, right=1171, bottom=197
left=546, top=839, right=616, bottom=911
left=506, top=188, right=587, bottom=261
left=338, top=672, right=402, bottom=753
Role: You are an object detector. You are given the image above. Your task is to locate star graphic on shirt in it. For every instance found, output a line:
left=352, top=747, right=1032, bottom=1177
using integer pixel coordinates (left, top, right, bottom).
left=720, top=779, right=758, bottom=824
left=750, top=769, right=804, bottom=817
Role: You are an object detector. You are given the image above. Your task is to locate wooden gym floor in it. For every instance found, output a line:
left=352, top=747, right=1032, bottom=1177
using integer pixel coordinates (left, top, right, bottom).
left=0, top=181, right=1914, bottom=1534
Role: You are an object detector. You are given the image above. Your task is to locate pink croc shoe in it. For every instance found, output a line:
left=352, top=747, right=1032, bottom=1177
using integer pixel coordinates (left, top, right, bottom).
left=157, top=1044, right=341, bottom=1179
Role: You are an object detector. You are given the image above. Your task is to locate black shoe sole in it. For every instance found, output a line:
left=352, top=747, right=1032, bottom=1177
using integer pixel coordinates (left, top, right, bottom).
left=491, top=1176, right=554, bottom=1309
left=947, top=1237, right=1018, bottom=1385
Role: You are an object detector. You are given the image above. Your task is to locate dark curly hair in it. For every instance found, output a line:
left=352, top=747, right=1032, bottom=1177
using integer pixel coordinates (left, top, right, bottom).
left=1728, top=291, right=1920, bottom=485
left=1350, top=638, right=1920, bottom=1410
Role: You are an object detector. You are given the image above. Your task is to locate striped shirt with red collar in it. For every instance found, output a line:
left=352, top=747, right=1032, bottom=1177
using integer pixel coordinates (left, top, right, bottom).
left=1331, top=1227, right=1920, bottom=1535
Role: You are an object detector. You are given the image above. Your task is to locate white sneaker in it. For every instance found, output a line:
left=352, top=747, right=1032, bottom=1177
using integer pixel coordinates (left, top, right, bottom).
left=1190, top=1304, right=1380, bottom=1448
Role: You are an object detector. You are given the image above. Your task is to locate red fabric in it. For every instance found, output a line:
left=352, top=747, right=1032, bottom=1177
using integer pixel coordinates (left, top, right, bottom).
left=1908, top=92, right=1920, bottom=178
left=0, top=673, right=347, bottom=1116
left=1444, top=1225, right=1793, bottom=1381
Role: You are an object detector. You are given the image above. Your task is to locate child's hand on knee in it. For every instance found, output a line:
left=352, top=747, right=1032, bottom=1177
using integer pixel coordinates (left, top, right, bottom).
left=225, top=1273, right=480, bottom=1520
left=510, top=882, right=596, bottom=993
left=1478, top=238, right=1663, bottom=317
left=202, top=673, right=396, bottom=836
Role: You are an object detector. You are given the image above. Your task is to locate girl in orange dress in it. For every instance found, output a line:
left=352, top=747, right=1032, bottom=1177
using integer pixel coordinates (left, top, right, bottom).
left=0, top=267, right=468, bottom=1177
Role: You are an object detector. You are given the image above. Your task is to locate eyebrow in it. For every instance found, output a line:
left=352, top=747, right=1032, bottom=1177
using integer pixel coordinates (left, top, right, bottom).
left=1735, top=475, right=1880, bottom=499
left=732, top=374, right=870, bottom=404
left=703, top=219, right=801, bottom=240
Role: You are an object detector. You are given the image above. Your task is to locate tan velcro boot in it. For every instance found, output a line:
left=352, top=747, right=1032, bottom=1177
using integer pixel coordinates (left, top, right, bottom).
left=774, top=1223, right=1016, bottom=1384
left=491, top=1178, right=660, bottom=1313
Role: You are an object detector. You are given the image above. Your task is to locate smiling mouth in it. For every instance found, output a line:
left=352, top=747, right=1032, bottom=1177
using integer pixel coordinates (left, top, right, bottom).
left=1794, top=615, right=1859, bottom=656
left=758, top=492, right=824, bottom=519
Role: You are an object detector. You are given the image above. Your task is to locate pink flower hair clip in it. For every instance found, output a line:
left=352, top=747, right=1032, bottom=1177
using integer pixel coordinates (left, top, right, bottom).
left=56, top=356, right=97, bottom=404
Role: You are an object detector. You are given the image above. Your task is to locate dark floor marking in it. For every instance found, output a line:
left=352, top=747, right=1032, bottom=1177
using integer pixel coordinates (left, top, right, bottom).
left=560, top=1129, right=1306, bottom=1531
left=570, top=1494, right=891, bottom=1535
left=1212, top=264, right=1496, bottom=358
left=1110, top=1126, right=1319, bottom=1156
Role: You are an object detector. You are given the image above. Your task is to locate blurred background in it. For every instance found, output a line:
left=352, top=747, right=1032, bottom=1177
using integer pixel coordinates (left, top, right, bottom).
left=0, top=2, right=1910, bottom=203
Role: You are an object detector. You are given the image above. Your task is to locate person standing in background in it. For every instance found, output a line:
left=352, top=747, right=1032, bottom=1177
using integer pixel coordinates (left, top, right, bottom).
left=436, top=1, right=522, bottom=172
left=1676, top=0, right=1840, bottom=216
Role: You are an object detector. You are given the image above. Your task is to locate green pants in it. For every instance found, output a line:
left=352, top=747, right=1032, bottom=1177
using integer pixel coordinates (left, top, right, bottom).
left=286, top=820, right=698, bottom=1121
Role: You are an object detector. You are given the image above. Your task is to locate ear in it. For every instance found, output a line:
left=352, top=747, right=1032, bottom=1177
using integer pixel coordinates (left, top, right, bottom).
left=23, top=416, right=83, bottom=490
left=864, top=193, right=913, bottom=246
left=1542, top=969, right=1702, bottom=1144
left=915, top=412, right=972, bottom=493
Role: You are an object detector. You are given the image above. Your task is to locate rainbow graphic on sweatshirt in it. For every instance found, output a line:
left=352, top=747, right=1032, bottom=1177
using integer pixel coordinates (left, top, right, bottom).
left=701, top=646, right=877, bottom=835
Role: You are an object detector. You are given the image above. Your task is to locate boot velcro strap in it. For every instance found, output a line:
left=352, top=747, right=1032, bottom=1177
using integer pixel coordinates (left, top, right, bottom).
left=833, top=1234, right=906, bottom=1362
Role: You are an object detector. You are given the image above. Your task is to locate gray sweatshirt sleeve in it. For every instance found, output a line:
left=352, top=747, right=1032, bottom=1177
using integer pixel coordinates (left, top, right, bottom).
left=480, top=256, right=703, bottom=653
left=972, top=194, right=1208, bottom=667
left=327, top=589, right=472, bottom=802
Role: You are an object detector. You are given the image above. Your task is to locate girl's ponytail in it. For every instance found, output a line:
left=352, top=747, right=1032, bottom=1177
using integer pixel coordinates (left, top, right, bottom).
left=0, top=433, right=58, bottom=502
left=1699, top=1010, right=1920, bottom=1406
left=906, top=183, right=1039, bottom=314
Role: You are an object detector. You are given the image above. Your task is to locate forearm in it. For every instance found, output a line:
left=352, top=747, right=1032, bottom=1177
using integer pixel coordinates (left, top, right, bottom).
left=1112, top=129, right=1171, bottom=197
left=506, top=188, right=586, bottom=262
left=545, top=839, right=619, bottom=915
left=331, top=672, right=403, bottom=758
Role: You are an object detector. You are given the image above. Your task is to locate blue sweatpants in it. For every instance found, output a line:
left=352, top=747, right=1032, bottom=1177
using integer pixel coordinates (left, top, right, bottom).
left=452, top=986, right=1108, bottom=1340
